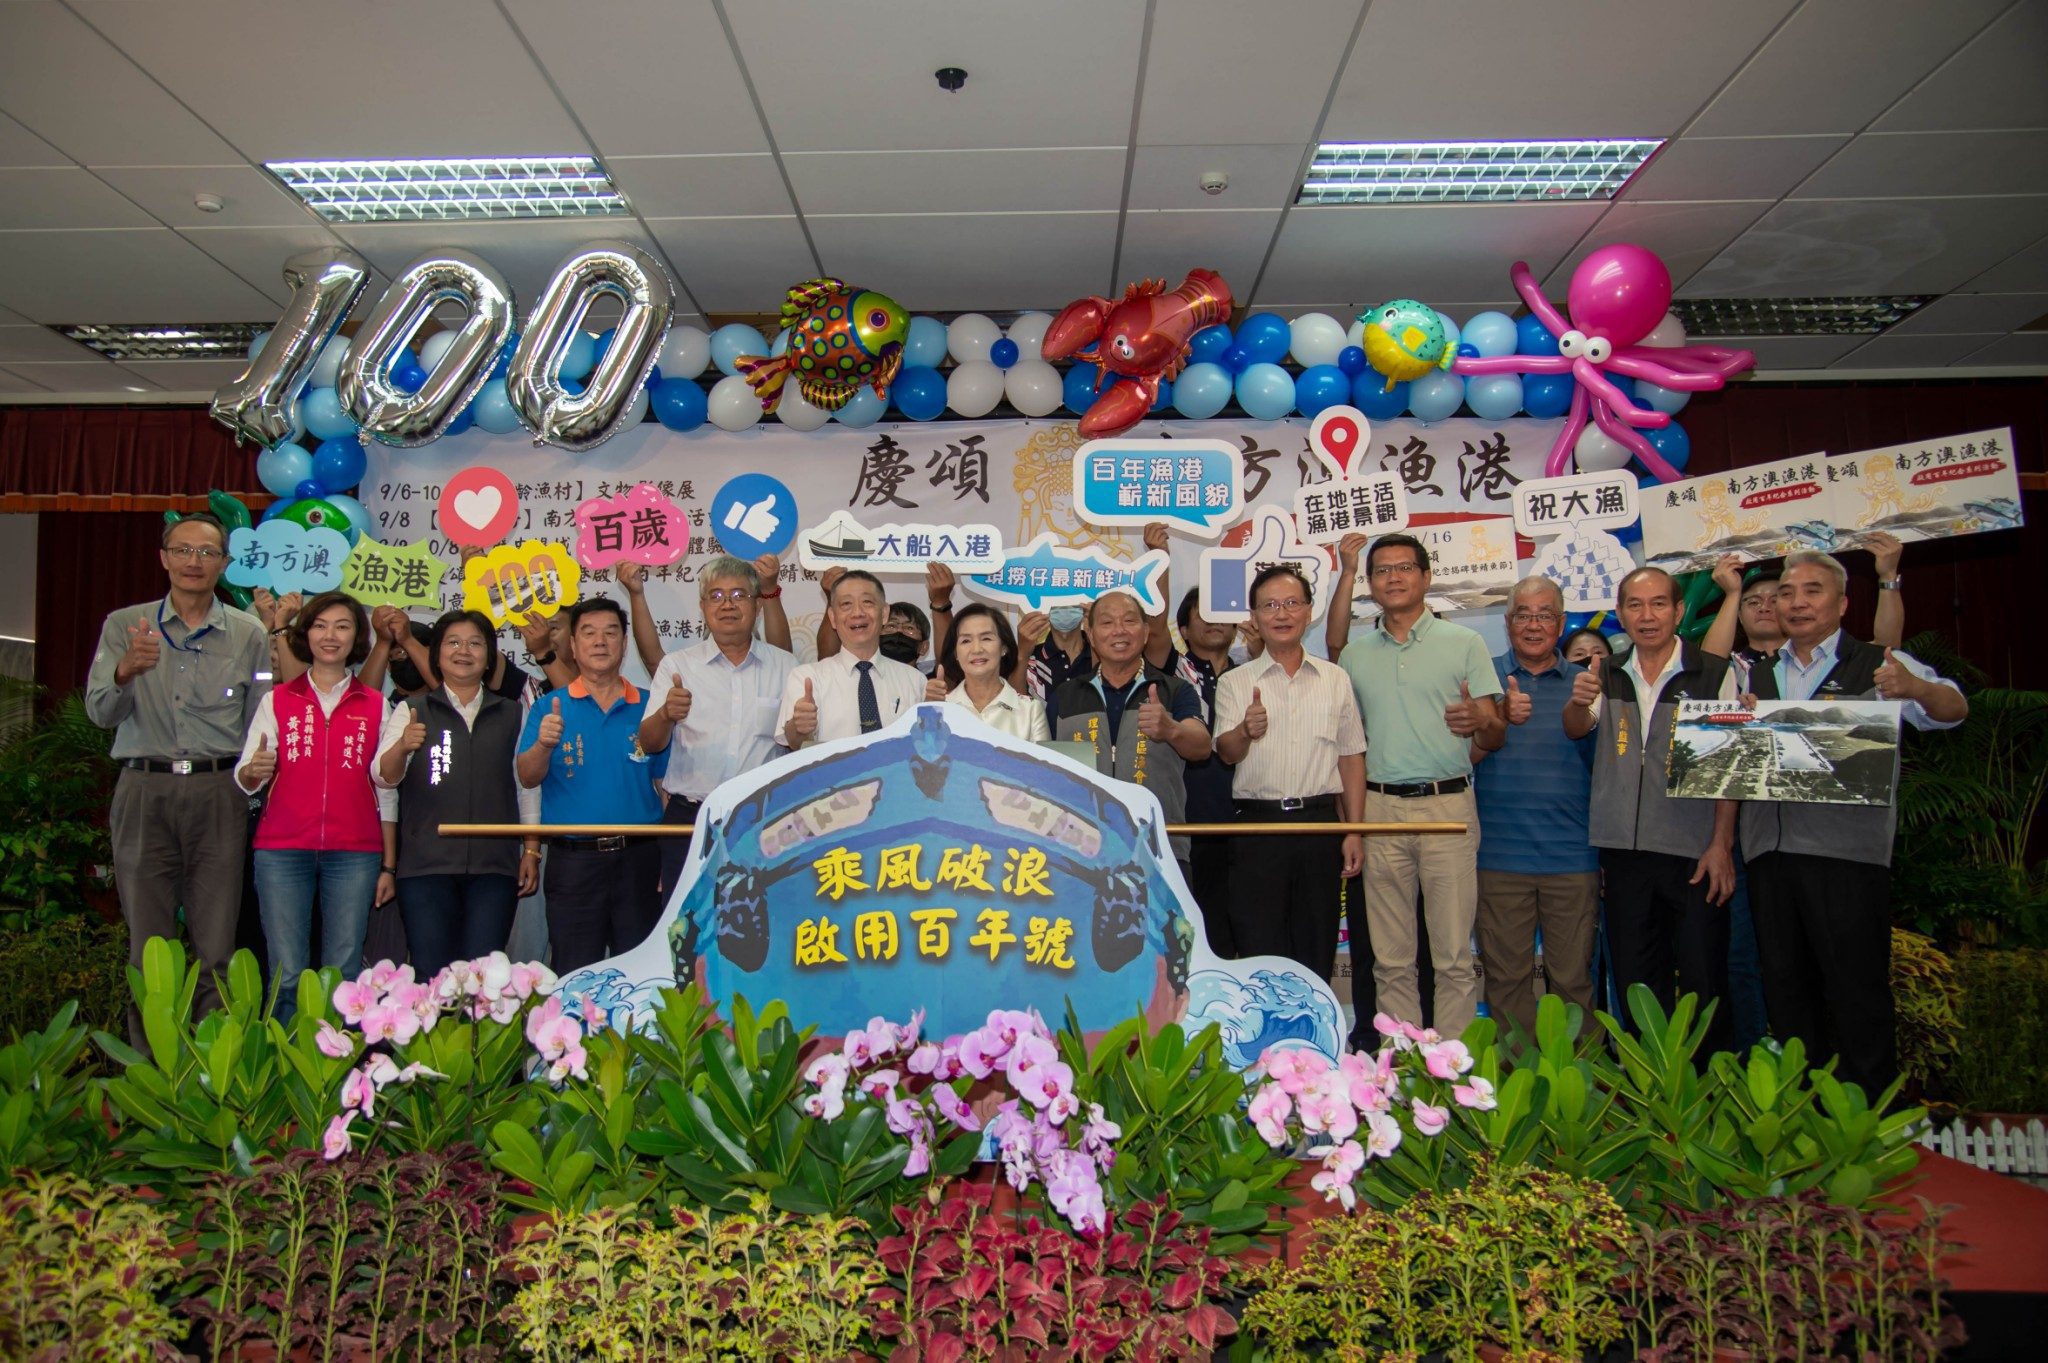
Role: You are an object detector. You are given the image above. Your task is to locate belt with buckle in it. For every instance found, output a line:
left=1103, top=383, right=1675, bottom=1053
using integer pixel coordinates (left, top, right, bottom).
left=552, top=835, right=631, bottom=853
left=1366, top=777, right=1469, bottom=798
left=1235, top=795, right=1339, bottom=814
left=123, top=756, right=237, bottom=775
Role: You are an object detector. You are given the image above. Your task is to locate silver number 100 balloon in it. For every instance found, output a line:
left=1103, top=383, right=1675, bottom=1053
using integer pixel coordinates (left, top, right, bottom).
left=507, top=242, right=674, bottom=452
left=337, top=249, right=515, bottom=447
left=210, top=247, right=370, bottom=448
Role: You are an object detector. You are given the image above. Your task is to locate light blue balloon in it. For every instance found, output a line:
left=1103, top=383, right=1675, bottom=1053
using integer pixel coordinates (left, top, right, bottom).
left=710, top=323, right=767, bottom=377
left=1173, top=361, right=1232, bottom=419
left=323, top=493, right=369, bottom=546
left=904, top=316, right=950, bottom=370
left=300, top=386, right=357, bottom=442
left=247, top=328, right=270, bottom=360
left=1235, top=362, right=1296, bottom=422
left=1433, top=311, right=1462, bottom=360
left=1464, top=373, right=1524, bottom=421
left=770, top=328, right=792, bottom=358
left=1636, top=378, right=1691, bottom=416
left=256, top=442, right=312, bottom=498
left=835, top=385, right=886, bottom=428
left=1463, top=311, right=1518, bottom=359
left=471, top=379, right=522, bottom=434
left=561, top=330, right=598, bottom=383
left=1408, top=370, right=1464, bottom=423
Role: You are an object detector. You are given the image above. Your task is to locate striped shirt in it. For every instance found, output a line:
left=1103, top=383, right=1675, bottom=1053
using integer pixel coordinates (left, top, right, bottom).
left=1213, top=653, right=1365, bottom=802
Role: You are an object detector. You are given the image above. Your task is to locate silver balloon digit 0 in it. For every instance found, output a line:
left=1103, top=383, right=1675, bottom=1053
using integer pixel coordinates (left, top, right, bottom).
left=337, top=249, right=515, bottom=447
left=209, top=247, right=370, bottom=448
left=507, top=242, right=674, bottom=451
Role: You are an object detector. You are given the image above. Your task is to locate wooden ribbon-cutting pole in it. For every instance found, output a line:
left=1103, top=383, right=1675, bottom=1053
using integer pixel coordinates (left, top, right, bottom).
left=440, top=822, right=1468, bottom=838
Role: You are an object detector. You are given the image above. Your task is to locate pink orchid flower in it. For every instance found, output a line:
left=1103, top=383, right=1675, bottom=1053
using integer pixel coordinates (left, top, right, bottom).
left=322, top=1112, right=354, bottom=1160
left=1453, top=1075, right=1498, bottom=1110
left=331, top=979, right=377, bottom=1025
left=1411, top=1097, right=1450, bottom=1136
left=1364, top=1109, right=1404, bottom=1159
left=314, top=1020, right=355, bottom=1059
left=1421, top=1039, right=1474, bottom=1080
left=1247, top=1085, right=1294, bottom=1147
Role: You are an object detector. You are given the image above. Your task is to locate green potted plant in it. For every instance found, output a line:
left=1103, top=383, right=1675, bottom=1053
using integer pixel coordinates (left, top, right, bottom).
left=0, top=1172, right=186, bottom=1361
left=0, top=685, right=115, bottom=935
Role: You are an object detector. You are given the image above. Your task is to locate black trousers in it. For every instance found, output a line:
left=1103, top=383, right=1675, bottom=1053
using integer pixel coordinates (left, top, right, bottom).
left=1746, top=850, right=1897, bottom=1099
left=1187, top=834, right=1236, bottom=958
left=1225, top=800, right=1345, bottom=978
left=1600, top=847, right=1731, bottom=1054
left=658, top=794, right=702, bottom=897
left=544, top=839, right=662, bottom=976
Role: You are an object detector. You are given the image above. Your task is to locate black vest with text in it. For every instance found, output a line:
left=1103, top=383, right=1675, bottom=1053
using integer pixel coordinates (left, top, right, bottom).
left=1740, top=633, right=1897, bottom=867
left=1051, top=665, right=1194, bottom=863
left=394, top=689, right=524, bottom=879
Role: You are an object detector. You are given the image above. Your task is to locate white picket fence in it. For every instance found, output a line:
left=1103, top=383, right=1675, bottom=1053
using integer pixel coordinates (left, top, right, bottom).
left=1916, top=1116, right=2048, bottom=1176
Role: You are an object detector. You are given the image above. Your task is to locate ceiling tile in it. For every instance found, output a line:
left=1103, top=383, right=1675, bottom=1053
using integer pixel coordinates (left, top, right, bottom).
left=806, top=213, right=1120, bottom=313
left=784, top=148, right=1124, bottom=217
left=1259, top=203, right=1608, bottom=306
left=0, top=359, right=161, bottom=393
left=1545, top=201, right=1773, bottom=297
left=1325, top=0, right=1799, bottom=140
left=1690, top=0, right=2008, bottom=136
left=609, top=155, right=795, bottom=219
left=1834, top=332, right=2009, bottom=369
left=0, top=367, right=53, bottom=394
left=75, top=0, right=583, bottom=161
left=0, top=168, right=156, bottom=229
left=95, top=164, right=317, bottom=229
left=328, top=218, right=673, bottom=315
left=0, top=325, right=101, bottom=362
left=1952, top=332, right=2048, bottom=367
left=1126, top=144, right=1309, bottom=213
left=1884, top=291, right=2048, bottom=335
left=1794, top=131, right=2048, bottom=199
left=723, top=2, right=1145, bottom=152
left=1119, top=209, right=1282, bottom=299
left=645, top=216, right=817, bottom=314
left=1137, top=0, right=1363, bottom=144
left=0, top=111, right=68, bottom=168
left=0, top=2, right=242, bottom=165
left=499, top=0, right=770, bottom=156
left=1622, top=136, right=1846, bottom=202
left=111, top=357, right=253, bottom=390
left=179, top=224, right=380, bottom=310
left=1703, top=335, right=1871, bottom=369
left=0, top=305, right=27, bottom=325
left=1964, top=232, right=2048, bottom=292
left=1683, top=198, right=2048, bottom=297
left=0, top=227, right=280, bottom=323
left=1874, top=1, right=2048, bottom=133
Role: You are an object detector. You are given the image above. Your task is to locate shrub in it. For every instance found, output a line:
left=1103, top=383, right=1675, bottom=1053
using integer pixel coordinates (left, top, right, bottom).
left=1891, top=928, right=1963, bottom=1100
left=1943, top=946, right=2048, bottom=1114
left=0, top=687, right=115, bottom=934
left=0, top=912, right=127, bottom=1044
left=0, top=1174, right=185, bottom=1361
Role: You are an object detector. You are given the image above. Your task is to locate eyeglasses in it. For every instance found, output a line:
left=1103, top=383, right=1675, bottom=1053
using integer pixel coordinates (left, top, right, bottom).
left=1255, top=598, right=1307, bottom=614
left=1369, top=562, right=1423, bottom=579
left=704, top=588, right=755, bottom=603
left=1509, top=610, right=1562, bottom=625
left=164, top=545, right=225, bottom=562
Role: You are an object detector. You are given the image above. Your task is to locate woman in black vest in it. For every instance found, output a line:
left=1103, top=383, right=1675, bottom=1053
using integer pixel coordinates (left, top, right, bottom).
left=372, top=609, right=539, bottom=977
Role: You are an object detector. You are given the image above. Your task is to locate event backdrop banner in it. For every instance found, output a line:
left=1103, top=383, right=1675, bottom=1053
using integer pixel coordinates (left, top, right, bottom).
left=362, top=416, right=1562, bottom=674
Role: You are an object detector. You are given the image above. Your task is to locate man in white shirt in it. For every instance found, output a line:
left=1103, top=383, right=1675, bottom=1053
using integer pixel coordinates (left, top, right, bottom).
left=778, top=570, right=927, bottom=747
left=1213, top=566, right=1365, bottom=976
left=638, top=555, right=797, bottom=890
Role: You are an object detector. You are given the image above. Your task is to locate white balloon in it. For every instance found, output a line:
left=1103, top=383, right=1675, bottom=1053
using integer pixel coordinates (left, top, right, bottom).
left=1005, top=311, right=1054, bottom=360
left=777, top=382, right=831, bottom=431
left=622, top=385, right=650, bottom=428
left=1636, top=379, right=1690, bottom=415
left=1574, top=425, right=1632, bottom=472
left=947, top=313, right=1003, bottom=365
left=707, top=373, right=763, bottom=432
left=659, top=324, right=710, bottom=378
left=1288, top=312, right=1348, bottom=368
left=1641, top=312, right=1687, bottom=349
left=1005, top=359, right=1063, bottom=417
left=1345, top=317, right=1368, bottom=350
left=309, top=333, right=351, bottom=390
left=417, top=330, right=458, bottom=372
left=947, top=359, right=1005, bottom=418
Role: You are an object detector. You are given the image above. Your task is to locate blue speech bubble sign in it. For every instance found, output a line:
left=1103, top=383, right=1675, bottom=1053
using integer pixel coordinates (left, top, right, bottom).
left=1070, top=437, right=1243, bottom=538
left=224, top=522, right=350, bottom=596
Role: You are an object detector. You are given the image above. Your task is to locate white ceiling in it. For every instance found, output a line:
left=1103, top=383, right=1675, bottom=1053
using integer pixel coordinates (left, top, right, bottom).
left=0, top=0, right=2043, bottom=401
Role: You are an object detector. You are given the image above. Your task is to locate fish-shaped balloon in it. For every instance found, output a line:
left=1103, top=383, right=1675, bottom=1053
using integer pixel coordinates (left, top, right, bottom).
left=735, top=277, right=908, bottom=414
left=1359, top=298, right=1455, bottom=392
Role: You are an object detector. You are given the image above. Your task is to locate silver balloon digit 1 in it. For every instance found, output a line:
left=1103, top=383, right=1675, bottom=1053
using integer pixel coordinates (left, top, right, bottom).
left=209, top=247, right=370, bottom=448
left=507, top=242, right=674, bottom=451
left=337, top=249, right=515, bottom=447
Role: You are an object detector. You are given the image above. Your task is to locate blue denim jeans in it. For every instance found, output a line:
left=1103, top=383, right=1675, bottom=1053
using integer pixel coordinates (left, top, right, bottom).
left=252, top=848, right=381, bottom=1021
left=1726, top=856, right=1770, bottom=1054
left=398, top=873, right=518, bottom=980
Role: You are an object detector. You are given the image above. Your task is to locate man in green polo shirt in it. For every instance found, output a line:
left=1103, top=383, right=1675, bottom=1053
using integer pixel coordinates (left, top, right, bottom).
left=1335, top=532, right=1503, bottom=1039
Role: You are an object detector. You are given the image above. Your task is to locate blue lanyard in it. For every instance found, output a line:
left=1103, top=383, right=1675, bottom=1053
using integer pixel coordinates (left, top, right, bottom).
left=157, top=598, right=218, bottom=654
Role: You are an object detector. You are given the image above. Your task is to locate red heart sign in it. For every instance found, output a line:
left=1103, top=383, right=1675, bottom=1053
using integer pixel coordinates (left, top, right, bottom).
left=439, top=466, right=519, bottom=547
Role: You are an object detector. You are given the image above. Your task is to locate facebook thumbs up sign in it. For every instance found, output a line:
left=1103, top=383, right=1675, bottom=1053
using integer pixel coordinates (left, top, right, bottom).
left=1196, top=507, right=1328, bottom=624
left=710, top=473, right=797, bottom=559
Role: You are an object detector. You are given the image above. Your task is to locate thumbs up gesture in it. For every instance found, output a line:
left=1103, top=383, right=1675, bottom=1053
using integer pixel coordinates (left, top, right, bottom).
left=1242, top=686, right=1269, bottom=740
left=243, top=733, right=276, bottom=785
left=399, top=710, right=428, bottom=754
left=1444, top=679, right=1483, bottom=737
left=117, top=617, right=161, bottom=684
left=538, top=696, right=565, bottom=749
left=664, top=679, right=693, bottom=723
left=1570, top=658, right=1604, bottom=710
left=1504, top=675, right=1532, bottom=726
left=1137, top=682, right=1172, bottom=740
left=1873, top=646, right=1917, bottom=701
left=790, top=678, right=818, bottom=740
left=924, top=674, right=949, bottom=702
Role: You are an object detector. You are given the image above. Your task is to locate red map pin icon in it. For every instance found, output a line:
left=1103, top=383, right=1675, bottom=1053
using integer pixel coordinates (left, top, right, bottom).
left=1309, top=406, right=1372, bottom=478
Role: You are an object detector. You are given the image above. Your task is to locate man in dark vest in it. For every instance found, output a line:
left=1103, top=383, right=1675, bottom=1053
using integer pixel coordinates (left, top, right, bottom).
left=1742, top=549, right=1965, bottom=1098
left=1563, top=565, right=1738, bottom=1051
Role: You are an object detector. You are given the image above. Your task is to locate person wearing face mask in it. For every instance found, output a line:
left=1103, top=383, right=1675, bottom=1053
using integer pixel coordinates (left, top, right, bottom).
left=939, top=604, right=1049, bottom=741
left=881, top=602, right=934, bottom=672
left=779, top=570, right=929, bottom=748
left=1173, top=588, right=1242, bottom=956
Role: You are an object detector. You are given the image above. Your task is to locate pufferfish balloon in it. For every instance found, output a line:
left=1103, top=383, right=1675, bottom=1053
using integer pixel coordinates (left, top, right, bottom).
left=1359, top=298, right=1456, bottom=392
left=734, top=277, right=908, bottom=414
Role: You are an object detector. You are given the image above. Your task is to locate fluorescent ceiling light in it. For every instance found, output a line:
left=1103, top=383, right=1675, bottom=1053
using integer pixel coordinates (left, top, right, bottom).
left=1296, top=139, right=1662, bottom=205
left=264, top=156, right=628, bottom=222
left=1672, top=296, right=1935, bottom=337
left=58, top=323, right=267, bottom=361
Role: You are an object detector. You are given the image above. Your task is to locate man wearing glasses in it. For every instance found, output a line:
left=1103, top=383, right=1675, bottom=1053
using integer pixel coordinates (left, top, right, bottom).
left=637, top=554, right=795, bottom=894
left=1213, top=566, right=1366, bottom=976
left=86, top=513, right=270, bottom=1035
left=1334, top=532, right=1504, bottom=1041
left=1468, top=576, right=1599, bottom=1040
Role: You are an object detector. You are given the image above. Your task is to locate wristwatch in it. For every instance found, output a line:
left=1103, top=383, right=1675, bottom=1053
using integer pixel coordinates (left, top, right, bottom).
left=380, top=864, right=397, bottom=875
left=930, top=600, right=953, bottom=612
left=1877, top=577, right=1903, bottom=592
left=533, top=649, right=558, bottom=666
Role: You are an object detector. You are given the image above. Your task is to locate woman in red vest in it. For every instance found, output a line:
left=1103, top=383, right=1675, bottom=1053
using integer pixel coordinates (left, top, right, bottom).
left=235, top=591, right=397, bottom=1020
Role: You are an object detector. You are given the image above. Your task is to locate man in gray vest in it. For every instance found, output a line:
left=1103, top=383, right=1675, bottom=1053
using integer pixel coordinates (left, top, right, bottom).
left=1743, top=549, right=1964, bottom=1097
left=1564, top=565, right=1738, bottom=1050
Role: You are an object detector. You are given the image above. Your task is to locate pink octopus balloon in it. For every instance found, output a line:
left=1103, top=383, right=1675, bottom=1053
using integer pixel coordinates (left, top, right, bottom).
left=1454, top=244, right=1754, bottom=482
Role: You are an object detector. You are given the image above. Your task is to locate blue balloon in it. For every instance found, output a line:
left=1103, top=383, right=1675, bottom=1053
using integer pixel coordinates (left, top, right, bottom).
left=1294, top=364, right=1351, bottom=418
left=1235, top=362, right=1296, bottom=422
left=651, top=377, right=708, bottom=432
left=247, top=329, right=270, bottom=360
left=1603, top=374, right=1637, bottom=405
left=1642, top=420, right=1691, bottom=475
left=1222, top=345, right=1250, bottom=373
left=1464, top=373, right=1524, bottom=422
left=1173, top=362, right=1232, bottom=419
left=1236, top=313, right=1292, bottom=365
left=1636, top=378, right=1690, bottom=416
left=562, top=375, right=586, bottom=397
left=1337, top=345, right=1368, bottom=377
left=443, top=405, right=473, bottom=437
left=1457, top=343, right=1480, bottom=360
left=593, top=327, right=615, bottom=367
left=1151, top=378, right=1174, bottom=413
left=491, top=331, right=519, bottom=379
left=835, top=385, right=886, bottom=428
left=1063, top=363, right=1102, bottom=417
left=989, top=338, right=1020, bottom=370
left=1516, top=314, right=1560, bottom=356
left=895, top=365, right=948, bottom=421
left=1408, top=371, right=1464, bottom=423
left=710, top=323, right=766, bottom=378
left=1521, top=372, right=1573, bottom=419
left=903, top=316, right=950, bottom=370
left=311, top=437, right=366, bottom=492
left=393, top=355, right=428, bottom=394
left=1463, top=310, right=1519, bottom=359
left=1352, top=374, right=1410, bottom=421
left=471, top=380, right=522, bottom=434
left=260, top=497, right=292, bottom=524
left=295, top=478, right=326, bottom=501
left=1613, top=517, right=1644, bottom=548
left=324, top=493, right=369, bottom=546
left=561, top=330, right=598, bottom=383
left=256, top=442, right=312, bottom=498
left=300, top=387, right=356, bottom=442
left=1188, top=324, right=1233, bottom=365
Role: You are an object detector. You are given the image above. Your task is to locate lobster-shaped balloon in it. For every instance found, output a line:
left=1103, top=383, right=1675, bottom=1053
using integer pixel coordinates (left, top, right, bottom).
left=1042, top=269, right=1233, bottom=437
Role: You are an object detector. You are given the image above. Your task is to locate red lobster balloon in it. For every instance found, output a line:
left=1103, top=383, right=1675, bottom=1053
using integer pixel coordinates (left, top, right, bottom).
left=1042, top=268, right=1233, bottom=437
